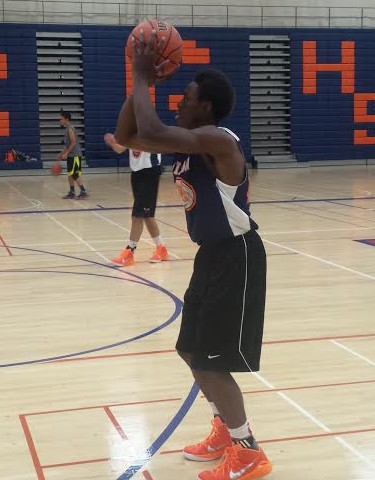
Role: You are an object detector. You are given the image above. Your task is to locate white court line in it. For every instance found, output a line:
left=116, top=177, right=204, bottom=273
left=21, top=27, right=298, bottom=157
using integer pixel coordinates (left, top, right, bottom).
left=43, top=183, right=182, bottom=259
left=261, top=226, right=375, bottom=235
left=11, top=236, right=189, bottom=248
left=331, top=340, right=375, bottom=367
left=253, top=185, right=312, bottom=199
left=0, top=294, right=126, bottom=308
left=253, top=371, right=375, bottom=469
left=73, top=198, right=182, bottom=260
left=264, top=238, right=375, bottom=281
left=4, top=182, right=148, bottom=281
left=253, top=184, right=373, bottom=201
left=12, top=239, right=125, bottom=247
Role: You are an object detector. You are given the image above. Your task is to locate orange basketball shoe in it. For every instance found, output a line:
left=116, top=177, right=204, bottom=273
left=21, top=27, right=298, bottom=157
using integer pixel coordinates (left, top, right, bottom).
left=183, top=417, right=232, bottom=462
left=111, top=248, right=135, bottom=266
left=198, top=443, right=272, bottom=480
left=149, top=244, right=169, bottom=263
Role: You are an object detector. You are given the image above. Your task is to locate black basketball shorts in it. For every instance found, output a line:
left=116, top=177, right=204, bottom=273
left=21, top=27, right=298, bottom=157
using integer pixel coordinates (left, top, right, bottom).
left=67, top=156, right=82, bottom=180
left=176, top=230, right=267, bottom=372
left=131, top=166, right=162, bottom=218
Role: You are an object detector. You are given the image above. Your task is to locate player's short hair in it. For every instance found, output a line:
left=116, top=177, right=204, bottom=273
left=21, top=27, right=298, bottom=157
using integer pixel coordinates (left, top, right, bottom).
left=60, top=111, right=71, bottom=121
left=195, top=69, right=236, bottom=123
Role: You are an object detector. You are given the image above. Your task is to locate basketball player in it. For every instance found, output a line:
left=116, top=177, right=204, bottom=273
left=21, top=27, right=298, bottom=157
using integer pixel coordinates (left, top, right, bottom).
left=104, top=133, right=168, bottom=265
left=112, top=33, right=272, bottom=480
left=57, top=111, right=87, bottom=199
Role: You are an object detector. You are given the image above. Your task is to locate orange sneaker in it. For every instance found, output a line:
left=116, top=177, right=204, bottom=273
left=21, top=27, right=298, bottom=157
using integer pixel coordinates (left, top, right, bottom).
left=149, top=244, right=169, bottom=263
left=183, top=417, right=232, bottom=462
left=198, top=443, right=272, bottom=480
left=111, top=248, right=135, bottom=266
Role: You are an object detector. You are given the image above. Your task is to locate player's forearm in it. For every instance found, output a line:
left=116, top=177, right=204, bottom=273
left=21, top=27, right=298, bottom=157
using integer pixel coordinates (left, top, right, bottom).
left=114, top=95, right=138, bottom=146
left=132, top=80, right=165, bottom=141
left=65, top=144, right=76, bottom=156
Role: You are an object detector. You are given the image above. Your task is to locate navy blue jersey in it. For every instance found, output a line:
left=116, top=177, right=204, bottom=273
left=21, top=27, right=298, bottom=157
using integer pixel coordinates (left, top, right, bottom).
left=172, top=128, right=252, bottom=244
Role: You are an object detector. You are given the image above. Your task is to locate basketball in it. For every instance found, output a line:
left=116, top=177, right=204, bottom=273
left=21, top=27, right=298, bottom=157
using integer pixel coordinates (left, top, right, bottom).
left=51, top=161, right=62, bottom=176
left=126, top=19, right=183, bottom=79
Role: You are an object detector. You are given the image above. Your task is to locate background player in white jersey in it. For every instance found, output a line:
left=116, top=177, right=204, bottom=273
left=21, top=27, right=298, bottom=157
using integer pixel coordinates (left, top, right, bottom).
left=104, top=133, right=168, bottom=265
left=109, top=33, right=272, bottom=480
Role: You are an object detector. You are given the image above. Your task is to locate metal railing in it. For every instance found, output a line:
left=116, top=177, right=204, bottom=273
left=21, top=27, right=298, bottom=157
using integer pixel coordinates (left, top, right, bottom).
left=1, top=1, right=375, bottom=28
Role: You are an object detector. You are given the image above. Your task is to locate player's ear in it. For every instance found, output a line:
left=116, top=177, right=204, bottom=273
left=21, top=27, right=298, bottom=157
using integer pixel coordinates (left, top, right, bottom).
left=201, top=100, right=212, bottom=113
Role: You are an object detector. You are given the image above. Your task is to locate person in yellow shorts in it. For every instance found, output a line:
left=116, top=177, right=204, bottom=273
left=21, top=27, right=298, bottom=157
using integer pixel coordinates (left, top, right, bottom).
left=57, top=111, right=88, bottom=199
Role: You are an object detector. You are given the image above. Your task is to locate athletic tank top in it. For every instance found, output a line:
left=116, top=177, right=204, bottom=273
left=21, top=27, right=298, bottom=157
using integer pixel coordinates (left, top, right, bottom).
left=172, top=127, right=252, bottom=244
left=64, top=125, right=82, bottom=157
left=129, top=150, right=161, bottom=172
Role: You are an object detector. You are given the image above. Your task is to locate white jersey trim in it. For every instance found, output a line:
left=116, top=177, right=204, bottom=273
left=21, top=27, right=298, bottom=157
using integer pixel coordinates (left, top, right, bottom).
left=129, top=150, right=161, bottom=172
left=216, top=179, right=250, bottom=236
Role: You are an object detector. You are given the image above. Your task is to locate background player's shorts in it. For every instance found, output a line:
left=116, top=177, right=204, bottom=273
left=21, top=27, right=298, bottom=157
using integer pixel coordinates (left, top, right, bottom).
left=131, top=166, right=162, bottom=218
left=67, top=156, right=82, bottom=179
left=176, top=230, right=266, bottom=372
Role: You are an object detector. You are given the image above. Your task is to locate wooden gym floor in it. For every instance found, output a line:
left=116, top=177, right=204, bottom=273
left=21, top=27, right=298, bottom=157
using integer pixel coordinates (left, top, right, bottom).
left=0, top=165, right=374, bottom=480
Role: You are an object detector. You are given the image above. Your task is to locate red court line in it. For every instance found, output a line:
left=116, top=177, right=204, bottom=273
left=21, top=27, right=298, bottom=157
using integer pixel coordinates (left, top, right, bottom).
left=48, top=332, right=375, bottom=365
left=22, top=378, right=375, bottom=418
left=0, top=234, right=13, bottom=256
left=55, top=348, right=175, bottom=363
left=263, top=332, right=375, bottom=345
left=103, top=406, right=128, bottom=440
left=143, top=470, right=156, bottom=480
left=42, top=457, right=109, bottom=469
left=242, top=378, right=375, bottom=395
left=23, top=396, right=183, bottom=417
left=37, top=426, right=375, bottom=470
left=19, top=415, right=46, bottom=480
left=160, top=426, right=375, bottom=455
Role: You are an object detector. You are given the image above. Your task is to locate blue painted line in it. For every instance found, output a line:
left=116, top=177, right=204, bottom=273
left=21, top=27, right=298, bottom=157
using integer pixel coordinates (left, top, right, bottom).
left=355, top=239, right=375, bottom=247
left=327, top=200, right=373, bottom=210
left=116, top=382, right=200, bottom=480
left=0, top=205, right=183, bottom=216
left=0, top=247, right=198, bottom=480
left=1, top=196, right=375, bottom=216
left=0, top=247, right=183, bottom=368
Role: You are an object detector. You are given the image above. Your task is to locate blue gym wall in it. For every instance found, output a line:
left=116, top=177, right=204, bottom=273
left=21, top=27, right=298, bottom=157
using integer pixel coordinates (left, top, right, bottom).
left=1, top=24, right=375, bottom=167
left=0, top=26, right=39, bottom=165
left=82, top=26, right=250, bottom=167
left=291, top=30, right=375, bottom=161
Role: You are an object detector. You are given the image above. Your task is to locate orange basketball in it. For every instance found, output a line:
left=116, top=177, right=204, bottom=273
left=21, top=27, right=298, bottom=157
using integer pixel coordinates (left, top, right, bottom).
left=51, top=161, right=62, bottom=176
left=126, top=19, right=182, bottom=79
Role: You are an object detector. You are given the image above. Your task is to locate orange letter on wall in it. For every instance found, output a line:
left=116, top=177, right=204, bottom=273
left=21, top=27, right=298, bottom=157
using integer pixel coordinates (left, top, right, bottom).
left=303, top=41, right=355, bottom=94
left=354, top=93, right=375, bottom=144
left=0, top=53, right=9, bottom=136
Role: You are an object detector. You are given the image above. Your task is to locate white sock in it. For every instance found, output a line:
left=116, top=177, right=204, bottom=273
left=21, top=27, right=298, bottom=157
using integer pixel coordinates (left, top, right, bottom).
left=127, top=240, right=137, bottom=250
left=228, top=421, right=252, bottom=440
left=153, top=236, right=163, bottom=246
left=209, top=402, right=220, bottom=417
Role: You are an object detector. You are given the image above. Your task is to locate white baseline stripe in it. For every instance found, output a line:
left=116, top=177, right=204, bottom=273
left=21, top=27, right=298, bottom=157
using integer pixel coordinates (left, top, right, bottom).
left=331, top=340, right=375, bottom=367
left=264, top=239, right=375, bottom=281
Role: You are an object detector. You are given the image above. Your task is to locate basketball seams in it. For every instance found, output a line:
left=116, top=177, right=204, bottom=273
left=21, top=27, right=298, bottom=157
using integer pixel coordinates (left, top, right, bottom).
left=126, top=20, right=182, bottom=78
left=155, top=24, right=173, bottom=66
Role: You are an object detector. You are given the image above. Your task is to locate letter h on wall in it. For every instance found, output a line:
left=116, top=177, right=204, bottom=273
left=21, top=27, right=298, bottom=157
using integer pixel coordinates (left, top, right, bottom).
left=303, top=40, right=355, bottom=94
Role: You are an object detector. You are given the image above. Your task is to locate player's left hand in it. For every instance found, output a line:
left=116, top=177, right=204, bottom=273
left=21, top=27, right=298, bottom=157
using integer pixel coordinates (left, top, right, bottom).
left=61, top=152, right=67, bottom=160
left=132, top=30, right=169, bottom=85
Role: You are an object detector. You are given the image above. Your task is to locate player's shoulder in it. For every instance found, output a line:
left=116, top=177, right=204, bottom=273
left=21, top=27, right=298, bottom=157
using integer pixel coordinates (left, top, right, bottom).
left=194, top=124, right=237, bottom=142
